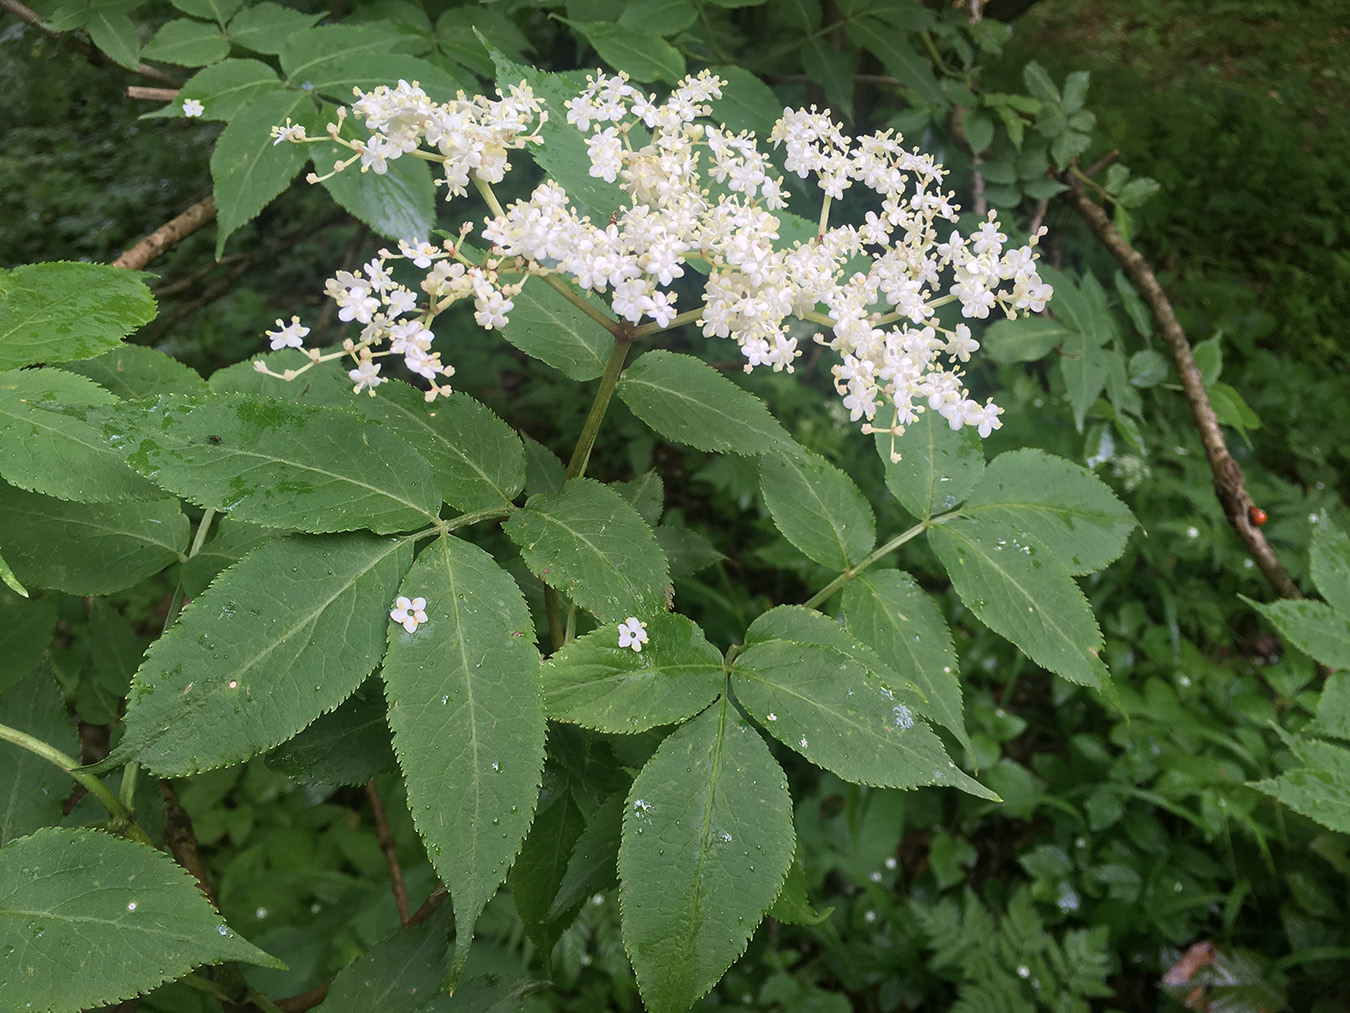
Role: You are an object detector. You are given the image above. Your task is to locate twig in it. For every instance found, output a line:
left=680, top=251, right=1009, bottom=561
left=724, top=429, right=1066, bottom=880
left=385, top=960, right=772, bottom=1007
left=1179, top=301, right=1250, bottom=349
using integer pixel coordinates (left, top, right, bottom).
left=365, top=779, right=411, bottom=926
left=1060, top=172, right=1301, bottom=601
left=113, top=196, right=217, bottom=271
left=408, top=883, right=448, bottom=928
left=127, top=85, right=178, bottom=102
left=0, top=0, right=181, bottom=88
left=274, top=983, right=329, bottom=1013
left=159, top=780, right=216, bottom=903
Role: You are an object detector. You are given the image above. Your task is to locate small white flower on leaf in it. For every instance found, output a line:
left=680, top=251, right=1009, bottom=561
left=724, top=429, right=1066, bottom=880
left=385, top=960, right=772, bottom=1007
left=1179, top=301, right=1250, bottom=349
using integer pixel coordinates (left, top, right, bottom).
left=618, top=617, right=648, bottom=653
left=390, top=596, right=427, bottom=633
left=182, top=99, right=204, bottom=118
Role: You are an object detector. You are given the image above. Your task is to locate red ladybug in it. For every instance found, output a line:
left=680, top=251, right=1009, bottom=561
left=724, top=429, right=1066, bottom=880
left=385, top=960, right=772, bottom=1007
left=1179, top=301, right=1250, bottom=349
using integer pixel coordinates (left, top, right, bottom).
left=1248, top=506, right=1268, bottom=527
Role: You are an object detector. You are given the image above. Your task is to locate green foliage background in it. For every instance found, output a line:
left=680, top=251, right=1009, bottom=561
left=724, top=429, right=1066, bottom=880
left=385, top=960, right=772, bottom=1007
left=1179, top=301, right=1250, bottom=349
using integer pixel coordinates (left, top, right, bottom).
left=2, top=0, right=1349, bottom=1011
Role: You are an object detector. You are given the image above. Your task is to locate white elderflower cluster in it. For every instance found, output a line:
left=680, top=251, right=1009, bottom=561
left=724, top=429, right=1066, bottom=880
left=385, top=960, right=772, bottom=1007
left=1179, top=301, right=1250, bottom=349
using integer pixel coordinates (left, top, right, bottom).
left=264, top=71, right=1052, bottom=439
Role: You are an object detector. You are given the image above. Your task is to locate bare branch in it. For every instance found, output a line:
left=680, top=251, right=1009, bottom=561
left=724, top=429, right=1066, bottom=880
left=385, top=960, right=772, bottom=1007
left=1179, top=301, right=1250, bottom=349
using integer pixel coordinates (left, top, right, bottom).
left=113, top=196, right=217, bottom=272
left=365, top=778, right=411, bottom=926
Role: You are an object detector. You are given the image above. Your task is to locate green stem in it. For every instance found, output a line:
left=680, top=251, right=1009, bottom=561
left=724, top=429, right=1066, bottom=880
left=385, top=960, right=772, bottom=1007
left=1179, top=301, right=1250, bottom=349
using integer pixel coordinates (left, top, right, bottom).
left=472, top=174, right=507, bottom=219
left=539, top=272, right=623, bottom=335
left=633, top=306, right=703, bottom=340
left=444, top=507, right=511, bottom=534
left=0, top=722, right=133, bottom=828
left=565, top=332, right=634, bottom=480
left=188, top=507, right=217, bottom=559
left=802, top=513, right=956, bottom=610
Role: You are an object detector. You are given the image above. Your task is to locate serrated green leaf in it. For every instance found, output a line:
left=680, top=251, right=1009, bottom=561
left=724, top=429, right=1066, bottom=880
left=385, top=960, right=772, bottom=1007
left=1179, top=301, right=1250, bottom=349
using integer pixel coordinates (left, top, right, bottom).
left=876, top=410, right=984, bottom=520
left=1209, top=381, right=1261, bottom=438
left=1312, top=520, right=1350, bottom=617
left=0, top=666, right=76, bottom=845
left=928, top=517, right=1110, bottom=690
left=1022, top=60, right=1060, bottom=103
left=265, top=678, right=396, bottom=785
left=91, top=393, right=440, bottom=534
left=61, top=344, right=209, bottom=399
left=85, top=6, right=140, bottom=69
left=964, top=108, right=995, bottom=154
left=225, top=2, right=323, bottom=54
left=0, top=368, right=161, bottom=502
left=1254, top=599, right=1350, bottom=669
left=522, top=433, right=564, bottom=496
left=179, top=517, right=284, bottom=597
left=149, top=59, right=279, bottom=122
left=542, top=612, right=724, bottom=732
left=280, top=26, right=462, bottom=97
left=323, top=904, right=452, bottom=1011
left=498, top=280, right=613, bottom=381
left=617, top=350, right=789, bottom=455
left=106, top=533, right=411, bottom=774
left=489, top=48, right=622, bottom=220
left=434, top=6, right=532, bottom=79
left=983, top=316, right=1067, bottom=365
left=0, top=828, right=282, bottom=1013
left=511, top=790, right=588, bottom=955
left=759, top=449, right=874, bottom=570
left=733, top=638, right=991, bottom=796
left=0, top=584, right=57, bottom=695
left=504, top=477, right=669, bottom=623
left=961, top=449, right=1135, bottom=575
left=1251, top=737, right=1350, bottom=834
left=172, top=0, right=240, bottom=23
left=211, top=90, right=322, bottom=257
left=382, top=533, right=545, bottom=978
left=844, top=571, right=968, bottom=753
left=210, top=347, right=354, bottom=401
left=545, top=792, right=622, bottom=919
left=572, top=22, right=684, bottom=83
left=0, top=262, right=156, bottom=370
left=0, top=484, right=186, bottom=595
left=767, top=853, right=832, bottom=926
left=318, top=136, right=435, bottom=241
left=1127, top=348, right=1168, bottom=387
left=1310, top=672, right=1350, bottom=741
left=708, top=66, right=781, bottom=138
left=619, top=697, right=794, bottom=1013
left=850, top=19, right=946, bottom=107
left=656, top=524, right=723, bottom=578
left=141, top=18, right=230, bottom=66
left=351, top=381, right=524, bottom=513
left=616, top=0, right=696, bottom=34
left=614, top=470, right=663, bottom=526
left=1039, top=266, right=1112, bottom=431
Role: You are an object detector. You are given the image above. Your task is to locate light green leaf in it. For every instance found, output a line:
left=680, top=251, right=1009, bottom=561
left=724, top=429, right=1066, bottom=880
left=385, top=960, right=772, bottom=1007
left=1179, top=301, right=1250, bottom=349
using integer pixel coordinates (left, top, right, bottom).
left=1, top=665, right=76, bottom=845
left=322, top=904, right=451, bottom=1012
left=172, top=0, right=240, bottom=23
left=0, top=583, right=57, bottom=694
left=504, top=477, right=669, bottom=623
left=542, top=612, right=724, bottom=732
left=759, top=449, right=874, bottom=570
left=768, top=853, right=833, bottom=926
left=227, top=1, right=323, bottom=55
left=876, top=410, right=984, bottom=520
left=849, top=18, right=946, bottom=107
left=210, top=347, right=353, bottom=401
left=1022, top=60, right=1060, bottom=103
left=280, top=26, right=462, bottom=97
left=1310, top=672, right=1350, bottom=742
left=1312, top=519, right=1350, bottom=617
left=733, top=639, right=991, bottom=796
left=708, top=65, right=782, bottom=138
left=382, top=534, right=546, bottom=978
left=0, top=262, right=156, bottom=370
left=498, top=280, right=613, bottom=381
left=983, top=316, right=1067, bottom=365
left=800, top=35, right=854, bottom=120
left=619, top=697, right=794, bottom=1013
left=0, top=484, right=186, bottom=595
left=155, top=59, right=280, bottom=122
left=351, top=381, right=523, bottom=513
left=617, top=350, right=789, bottom=455
left=141, top=18, right=230, bottom=66
left=318, top=138, right=435, bottom=242
left=960, top=449, right=1136, bottom=575
left=0, top=551, right=27, bottom=597
left=488, top=48, right=622, bottom=220
left=211, top=90, right=322, bottom=257
left=0, top=828, right=283, bottom=1012
left=928, top=517, right=1110, bottom=690
left=1040, top=266, right=1114, bottom=431
left=1192, top=336, right=1222, bottom=386
left=1253, top=598, right=1350, bottom=669
left=522, top=434, right=564, bottom=496
left=1251, top=735, right=1350, bottom=834
left=572, top=22, right=685, bottom=83
left=105, top=533, right=412, bottom=775
left=843, top=571, right=968, bottom=752
left=616, top=0, right=697, bottom=34
left=91, top=393, right=440, bottom=534
left=85, top=6, right=140, bottom=69
left=615, top=470, right=663, bottom=526
left=61, top=344, right=209, bottom=399
left=0, top=368, right=161, bottom=502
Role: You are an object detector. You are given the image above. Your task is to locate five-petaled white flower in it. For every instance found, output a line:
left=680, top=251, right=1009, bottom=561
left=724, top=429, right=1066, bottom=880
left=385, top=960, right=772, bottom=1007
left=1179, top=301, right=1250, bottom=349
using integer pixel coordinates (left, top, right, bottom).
left=390, top=596, right=428, bottom=633
left=618, top=617, right=648, bottom=653
left=182, top=99, right=204, bottom=118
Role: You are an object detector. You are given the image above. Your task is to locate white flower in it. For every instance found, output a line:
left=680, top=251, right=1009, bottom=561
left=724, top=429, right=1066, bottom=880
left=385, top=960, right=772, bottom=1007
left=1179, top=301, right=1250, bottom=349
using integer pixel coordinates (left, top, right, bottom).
left=271, top=119, right=307, bottom=145
left=390, top=595, right=428, bottom=633
left=182, top=99, right=204, bottom=118
left=618, top=617, right=648, bottom=653
left=348, top=358, right=384, bottom=394
left=265, top=316, right=310, bottom=350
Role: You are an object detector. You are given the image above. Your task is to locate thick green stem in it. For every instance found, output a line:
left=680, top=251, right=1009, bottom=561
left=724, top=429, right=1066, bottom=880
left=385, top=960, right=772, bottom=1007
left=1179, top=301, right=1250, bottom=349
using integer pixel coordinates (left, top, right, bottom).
left=802, top=513, right=956, bottom=610
left=0, top=722, right=137, bottom=830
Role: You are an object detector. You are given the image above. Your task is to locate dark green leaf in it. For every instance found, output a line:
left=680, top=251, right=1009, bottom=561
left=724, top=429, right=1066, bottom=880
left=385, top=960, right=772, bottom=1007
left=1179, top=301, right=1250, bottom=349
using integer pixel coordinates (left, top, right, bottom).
left=265, top=680, right=396, bottom=786
left=545, top=793, right=622, bottom=919
left=572, top=22, right=685, bottom=84
left=0, top=583, right=57, bottom=695
left=226, top=3, right=324, bottom=56
left=1253, top=599, right=1350, bottom=669
left=619, top=697, right=794, bottom=1013
left=800, top=35, right=854, bottom=120
left=172, top=0, right=240, bottom=23
left=849, top=19, right=946, bottom=107
left=280, top=26, right=462, bottom=97
left=323, top=904, right=451, bottom=1011
left=61, top=344, right=209, bottom=399
left=616, top=0, right=697, bottom=34
left=381, top=534, right=545, bottom=977
left=140, top=18, right=230, bottom=66
left=85, top=6, right=140, bottom=70
left=107, top=533, right=412, bottom=775
left=1311, top=519, right=1350, bottom=617
left=656, top=524, right=723, bottom=578
left=511, top=791, right=588, bottom=955
left=982, top=316, right=1067, bottom=365
left=0, top=828, right=282, bottom=1012
left=0, top=262, right=156, bottom=370
left=0, top=665, right=76, bottom=845
left=709, top=66, right=782, bottom=138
